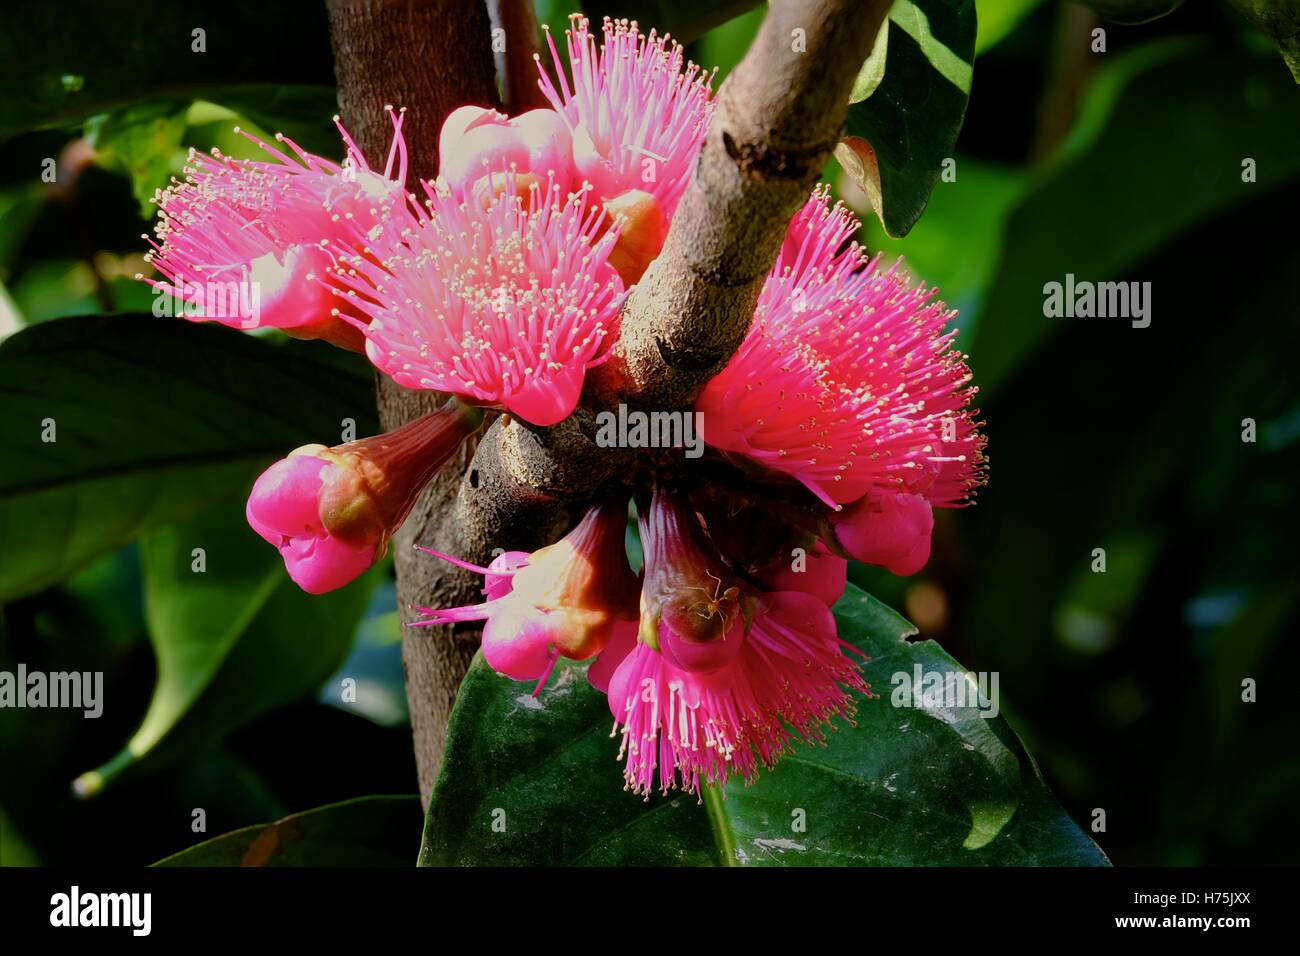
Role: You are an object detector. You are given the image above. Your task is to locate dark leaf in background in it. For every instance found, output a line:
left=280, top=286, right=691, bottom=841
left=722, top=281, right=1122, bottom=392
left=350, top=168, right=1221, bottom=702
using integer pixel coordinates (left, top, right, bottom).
left=73, top=500, right=382, bottom=795
left=0, top=315, right=378, bottom=602
left=1071, top=0, right=1185, bottom=25
left=0, top=0, right=334, bottom=141
left=1226, top=0, right=1300, bottom=81
left=969, top=40, right=1300, bottom=394
left=154, top=796, right=421, bottom=866
left=966, top=178, right=1300, bottom=864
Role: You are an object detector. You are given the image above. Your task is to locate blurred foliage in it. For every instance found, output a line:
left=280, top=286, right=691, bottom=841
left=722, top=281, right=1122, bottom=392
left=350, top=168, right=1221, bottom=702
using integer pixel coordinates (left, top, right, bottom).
left=1, top=0, right=1298, bottom=867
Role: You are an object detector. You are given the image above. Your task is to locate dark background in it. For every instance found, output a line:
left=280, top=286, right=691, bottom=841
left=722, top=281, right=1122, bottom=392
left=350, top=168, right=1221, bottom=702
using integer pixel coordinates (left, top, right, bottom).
left=1, top=0, right=1297, bottom=866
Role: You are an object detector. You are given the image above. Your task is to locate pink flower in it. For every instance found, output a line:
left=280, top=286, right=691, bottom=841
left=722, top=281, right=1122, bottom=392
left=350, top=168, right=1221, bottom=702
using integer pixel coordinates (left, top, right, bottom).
left=588, top=489, right=868, bottom=795
left=595, top=588, right=868, bottom=797
left=332, top=177, right=625, bottom=427
left=831, top=491, right=934, bottom=576
left=637, top=487, right=745, bottom=674
left=246, top=400, right=483, bottom=594
left=692, top=494, right=849, bottom=606
left=412, top=500, right=640, bottom=692
left=697, top=186, right=986, bottom=512
left=753, top=539, right=848, bottom=606
left=536, top=15, right=715, bottom=281
left=141, top=109, right=411, bottom=351
left=436, top=105, right=577, bottom=202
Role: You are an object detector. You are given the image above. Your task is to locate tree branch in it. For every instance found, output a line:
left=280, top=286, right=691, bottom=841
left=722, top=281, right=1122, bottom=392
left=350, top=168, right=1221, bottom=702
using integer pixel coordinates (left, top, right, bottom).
left=328, top=0, right=508, bottom=803
left=595, top=0, right=892, bottom=410
left=488, top=0, right=548, bottom=112
left=327, top=0, right=888, bottom=804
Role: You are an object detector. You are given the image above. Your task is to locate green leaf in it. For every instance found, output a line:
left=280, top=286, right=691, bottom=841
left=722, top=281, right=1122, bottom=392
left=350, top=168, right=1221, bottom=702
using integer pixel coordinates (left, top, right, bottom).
left=975, top=0, right=1046, bottom=54
left=838, top=0, right=977, bottom=238
left=0, top=315, right=378, bottom=602
left=420, top=584, right=1107, bottom=866
left=850, top=18, right=891, bottom=104
left=579, top=0, right=763, bottom=45
left=0, top=805, right=40, bottom=866
left=1072, top=0, right=1185, bottom=25
left=1228, top=0, right=1300, bottom=81
left=85, top=103, right=189, bottom=217
left=73, top=498, right=381, bottom=795
left=0, top=0, right=334, bottom=140
left=199, top=86, right=343, bottom=158
left=968, top=39, right=1300, bottom=395
left=154, top=796, right=422, bottom=866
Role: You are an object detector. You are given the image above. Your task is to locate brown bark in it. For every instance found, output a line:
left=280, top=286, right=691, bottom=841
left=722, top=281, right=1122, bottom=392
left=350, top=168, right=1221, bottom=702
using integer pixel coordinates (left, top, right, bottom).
left=488, top=0, right=549, bottom=112
left=328, top=0, right=509, bottom=803
left=327, top=0, right=887, bottom=804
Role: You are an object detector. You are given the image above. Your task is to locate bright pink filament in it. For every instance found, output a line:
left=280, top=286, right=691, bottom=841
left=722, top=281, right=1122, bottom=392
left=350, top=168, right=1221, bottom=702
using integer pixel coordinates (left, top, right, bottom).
left=536, top=15, right=715, bottom=213
left=696, top=186, right=987, bottom=509
left=330, top=176, right=626, bottom=426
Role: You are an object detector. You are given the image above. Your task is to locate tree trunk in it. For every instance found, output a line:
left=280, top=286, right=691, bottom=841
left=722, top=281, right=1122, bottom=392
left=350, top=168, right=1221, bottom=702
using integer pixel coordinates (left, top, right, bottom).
left=327, top=0, right=504, bottom=804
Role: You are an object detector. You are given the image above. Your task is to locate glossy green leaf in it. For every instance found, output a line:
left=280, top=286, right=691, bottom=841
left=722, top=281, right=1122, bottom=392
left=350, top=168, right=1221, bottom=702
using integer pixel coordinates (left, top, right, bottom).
left=154, top=796, right=421, bottom=866
left=0, top=0, right=334, bottom=140
left=968, top=39, right=1300, bottom=395
left=420, top=584, right=1107, bottom=866
left=0, top=315, right=378, bottom=602
left=838, top=0, right=977, bottom=238
left=850, top=17, right=891, bottom=104
left=73, top=497, right=381, bottom=794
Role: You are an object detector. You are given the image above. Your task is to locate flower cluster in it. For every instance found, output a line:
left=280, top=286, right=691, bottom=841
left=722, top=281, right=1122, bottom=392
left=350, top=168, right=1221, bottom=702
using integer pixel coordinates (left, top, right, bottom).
left=139, top=15, right=985, bottom=795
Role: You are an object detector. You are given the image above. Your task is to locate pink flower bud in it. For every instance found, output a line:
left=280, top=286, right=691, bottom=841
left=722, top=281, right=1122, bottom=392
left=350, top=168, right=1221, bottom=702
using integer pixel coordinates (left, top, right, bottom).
left=246, top=401, right=483, bottom=593
left=602, top=189, right=668, bottom=285
left=414, top=500, right=640, bottom=693
left=755, top=540, right=848, bottom=606
left=639, top=489, right=745, bottom=674
left=437, top=105, right=577, bottom=200
left=246, top=453, right=379, bottom=594
left=832, top=492, right=935, bottom=576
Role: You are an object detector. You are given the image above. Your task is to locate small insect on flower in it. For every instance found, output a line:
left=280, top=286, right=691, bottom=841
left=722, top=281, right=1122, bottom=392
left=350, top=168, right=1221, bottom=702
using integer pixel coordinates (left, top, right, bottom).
left=685, top=571, right=740, bottom=623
